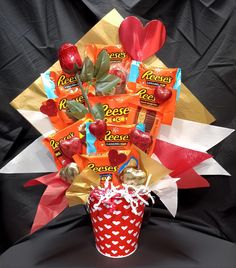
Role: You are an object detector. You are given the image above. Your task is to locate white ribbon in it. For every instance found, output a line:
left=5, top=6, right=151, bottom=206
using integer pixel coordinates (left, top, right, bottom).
left=1, top=118, right=233, bottom=176
left=149, top=176, right=179, bottom=217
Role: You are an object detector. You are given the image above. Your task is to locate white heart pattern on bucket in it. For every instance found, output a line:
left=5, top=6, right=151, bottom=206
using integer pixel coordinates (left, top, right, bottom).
left=89, top=194, right=146, bottom=257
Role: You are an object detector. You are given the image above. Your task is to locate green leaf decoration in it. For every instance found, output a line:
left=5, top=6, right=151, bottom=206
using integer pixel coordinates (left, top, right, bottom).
left=80, top=57, right=94, bottom=82
left=78, top=49, right=121, bottom=97
left=96, top=73, right=120, bottom=95
left=66, top=110, right=78, bottom=121
left=94, top=50, right=110, bottom=80
left=66, top=100, right=88, bottom=120
left=91, top=103, right=105, bottom=120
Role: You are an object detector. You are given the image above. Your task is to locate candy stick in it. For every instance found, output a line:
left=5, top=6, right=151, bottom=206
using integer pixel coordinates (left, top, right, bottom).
left=145, top=174, right=152, bottom=188
left=75, top=73, right=94, bottom=117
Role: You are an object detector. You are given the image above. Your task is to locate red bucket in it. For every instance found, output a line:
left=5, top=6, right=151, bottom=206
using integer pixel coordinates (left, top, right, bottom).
left=89, top=195, right=146, bottom=258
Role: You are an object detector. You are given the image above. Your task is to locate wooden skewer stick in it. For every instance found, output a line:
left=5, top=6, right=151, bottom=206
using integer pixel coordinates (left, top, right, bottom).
left=145, top=174, right=152, bottom=187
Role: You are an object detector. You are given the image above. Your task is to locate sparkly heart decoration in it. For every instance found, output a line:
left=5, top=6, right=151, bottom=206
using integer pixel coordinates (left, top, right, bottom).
left=59, top=137, right=82, bottom=159
left=119, top=16, right=166, bottom=61
left=40, top=99, right=57, bottom=117
left=89, top=120, right=107, bottom=139
left=154, top=86, right=172, bottom=104
left=108, top=150, right=127, bottom=166
left=130, top=129, right=152, bottom=152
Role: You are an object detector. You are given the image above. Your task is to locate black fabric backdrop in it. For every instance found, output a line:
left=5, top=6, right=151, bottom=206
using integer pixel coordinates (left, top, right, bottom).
left=0, top=0, right=236, bottom=267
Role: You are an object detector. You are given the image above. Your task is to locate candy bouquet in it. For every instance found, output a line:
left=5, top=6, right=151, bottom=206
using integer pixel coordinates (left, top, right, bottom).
left=3, top=11, right=234, bottom=258
left=37, top=16, right=178, bottom=257
left=28, top=16, right=179, bottom=258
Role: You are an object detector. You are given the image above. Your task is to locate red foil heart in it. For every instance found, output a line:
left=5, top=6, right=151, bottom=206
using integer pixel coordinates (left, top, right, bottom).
left=130, top=129, right=152, bottom=152
left=154, top=86, right=172, bottom=104
left=89, top=120, right=107, bottom=139
left=59, top=137, right=82, bottom=159
left=119, top=16, right=166, bottom=61
left=40, top=99, right=57, bottom=117
left=108, top=149, right=127, bottom=166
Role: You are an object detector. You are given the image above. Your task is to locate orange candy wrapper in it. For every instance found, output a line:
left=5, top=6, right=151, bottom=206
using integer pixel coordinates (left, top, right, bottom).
left=50, top=71, right=80, bottom=98
left=41, top=71, right=96, bottom=130
left=43, top=116, right=92, bottom=169
left=128, top=61, right=181, bottom=91
left=86, top=104, right=162, bottom=156
left=127, top=82, right=177, bottom=125
left=43, top=92, right=85, bottom=130
left=73, top=148, right=140, bottom=185
left=127, top=60, right=181, bottom=124
left=89, top=94, right=139, bottom=124
left=86, top=44, right=132, bottom=94
left=95, top=124, right=135, bottom=152
left=41, top=71, right=94, bottom=99
left=126, top=103, right=162, bottom=155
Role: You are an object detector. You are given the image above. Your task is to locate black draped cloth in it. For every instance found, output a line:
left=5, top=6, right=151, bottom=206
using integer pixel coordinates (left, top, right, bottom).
left=0, top=1, right=236, bottom=267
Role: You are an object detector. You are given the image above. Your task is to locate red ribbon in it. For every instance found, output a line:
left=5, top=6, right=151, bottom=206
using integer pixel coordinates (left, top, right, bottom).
left=176, top=168, right=210, bottom=188
left=154, top=139, right=212, bottom=188
left=24, top=173, right=70, bottom=233
left=24, top=139, right=212, bottom=233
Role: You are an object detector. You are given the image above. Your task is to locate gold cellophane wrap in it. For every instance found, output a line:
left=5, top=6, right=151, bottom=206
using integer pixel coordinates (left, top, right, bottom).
left=11, top=9, right=215, bottom=125
left=66, top=167, right=100, bottom=206
left=66, top=148, right=172, bottom=207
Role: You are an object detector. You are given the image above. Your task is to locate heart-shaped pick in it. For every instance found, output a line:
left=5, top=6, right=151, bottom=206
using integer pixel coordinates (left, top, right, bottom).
left=119, top=16, right=166, bottom=61
left=130, top=129, right=152, bottom=152
left=40, top=99, right=57, bottom=117
left=108, top=150, right=127, bottom=166
left=154, top=86, right=172, bottom=104
left=59, top=137, right=82, bottom=159
left=89, top=120, right=107, bottom=139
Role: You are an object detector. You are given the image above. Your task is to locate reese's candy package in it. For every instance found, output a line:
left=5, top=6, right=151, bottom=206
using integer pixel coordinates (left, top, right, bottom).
left=126, top=103, right=162, bottom=155
left=86, top=44, right=132, bottom=94
left=73, top=148, right=140, bottom=185
left=43, top=116, right=92, bottom=169
left=50, top=71, right=80, bottom=98
left=40, top=92, right=85, bottom=130
left=41, top=71, right=80, bottom=98
left=43, top=71, right=96, bottom=98
left=73, top=153, right=119, bottom=184
left=126, top=82, right=177, bottom=125
left=94, top=124, right=135, bottom=152
left=89, top=94, right=139, bottom=124
left=127, top=60, right=181, bottom=98
left=41, top=83, right=98, bottom=131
